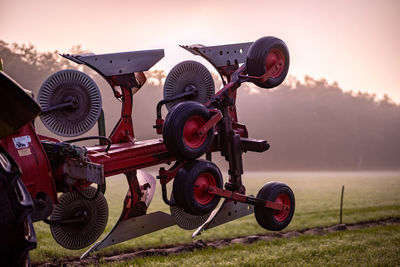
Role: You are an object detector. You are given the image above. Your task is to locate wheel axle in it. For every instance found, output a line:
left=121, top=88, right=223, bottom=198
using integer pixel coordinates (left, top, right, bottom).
left=44, top=213, right=88, bottom=226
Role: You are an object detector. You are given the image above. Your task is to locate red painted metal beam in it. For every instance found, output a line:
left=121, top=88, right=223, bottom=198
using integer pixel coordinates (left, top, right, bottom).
left=87, top=139, right=175, bottom=177
left=208, top=185, right=285, bottom=211
left=197, top=110, right=223, bottom=137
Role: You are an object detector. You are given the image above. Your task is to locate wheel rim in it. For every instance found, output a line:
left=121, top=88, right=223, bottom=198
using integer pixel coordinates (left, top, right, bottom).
left=273, top=193, right=290, bottom=222
left=194, top=172, right=216, bottom=205
left=265, top=48, right=285, bottom=79
left=183, top=115, right=207, bottom=149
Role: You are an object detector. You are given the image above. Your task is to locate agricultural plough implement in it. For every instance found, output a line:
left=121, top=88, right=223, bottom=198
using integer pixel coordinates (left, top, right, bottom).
left=1, top=36, right=295, bottom=259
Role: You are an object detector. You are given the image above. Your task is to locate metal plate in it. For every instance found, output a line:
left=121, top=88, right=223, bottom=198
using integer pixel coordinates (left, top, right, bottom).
left=137, top=170, right=157, bottom=207
left=62, top=49, right=164, bottom=76
left=61, top=159, right=104, bottom=185
left=81, top=211, right=175, bottom=258
left=38, top=69, right=102, bottom=137
left=180, top=42, right=252, bottom=68
left=192, top=198, right=254, bottom=238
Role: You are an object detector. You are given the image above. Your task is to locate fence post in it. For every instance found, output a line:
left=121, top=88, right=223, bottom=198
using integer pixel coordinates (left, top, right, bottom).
left=340, top=185, right=345, bottom=224
left=97, top=109, right=106, bottom=145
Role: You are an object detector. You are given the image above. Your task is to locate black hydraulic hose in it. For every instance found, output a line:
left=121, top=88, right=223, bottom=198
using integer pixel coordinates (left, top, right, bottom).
left=161, top=183, right=175, bottom=206
left=43, top=215, right=87, bottom=226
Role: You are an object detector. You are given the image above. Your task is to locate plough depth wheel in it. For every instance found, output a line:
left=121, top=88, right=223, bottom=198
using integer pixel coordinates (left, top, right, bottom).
left=50, top=186, right=108, bottom=250
left=246, top=36, right=290, bottom=89
left=163, top=101, right=214, bottom=160
left=254, top=182, right=295, bottom=231
left=173, top=160, right=223, bottom=216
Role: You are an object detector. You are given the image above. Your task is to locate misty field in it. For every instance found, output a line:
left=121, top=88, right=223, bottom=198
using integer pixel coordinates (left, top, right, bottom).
left=31, top=171, right=400, bottom=263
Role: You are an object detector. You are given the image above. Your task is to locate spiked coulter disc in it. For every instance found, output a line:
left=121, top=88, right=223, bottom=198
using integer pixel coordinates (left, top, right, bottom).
left=38, top=69, right=102, bottom=137
left=50, top=187, right=108, bottom=250
left=163, top=60, right=214, bottom=111
left=170, top=195, right=211, bottom=230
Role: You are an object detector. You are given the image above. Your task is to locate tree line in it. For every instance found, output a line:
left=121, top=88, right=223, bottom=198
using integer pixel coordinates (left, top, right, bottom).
left=1, top=41, right=399, bottom=170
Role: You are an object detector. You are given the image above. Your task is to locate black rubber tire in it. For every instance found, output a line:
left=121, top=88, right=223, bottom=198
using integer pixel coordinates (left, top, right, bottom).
left=50, top=186, right=108, bottom=250
left=246, top=36, right=290, bottom=89
left=173, top=160, right=223, bottom=216
left=21, top=253, right=30, bottom=267
left=0, top=148, right=36, bottom=267
left=254, top=182, right=295, bottom=231
left=31, top=193, right=53, bottom=222
left=163, top=101, right=214, bottom=160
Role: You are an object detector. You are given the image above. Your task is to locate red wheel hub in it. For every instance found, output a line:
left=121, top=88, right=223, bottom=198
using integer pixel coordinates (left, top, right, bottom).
left=183, top=115, right=207, bottom=149
left=194, top=172, right=216, bottom=205
left=265, top=48, right=285, bottom=79
left=273, top=193, right=290, bottom=222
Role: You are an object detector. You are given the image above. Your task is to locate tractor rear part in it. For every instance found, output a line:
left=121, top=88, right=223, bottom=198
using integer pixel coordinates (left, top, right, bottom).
left=0, top=72, right=41, bottom=139
left=0, top=147, right=36, bottom=266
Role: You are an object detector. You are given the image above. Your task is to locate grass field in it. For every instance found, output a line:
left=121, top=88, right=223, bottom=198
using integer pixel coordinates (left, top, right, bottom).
left=31, top=171, right=400, bottom=263
left=112, top=224, right=400, bottom=266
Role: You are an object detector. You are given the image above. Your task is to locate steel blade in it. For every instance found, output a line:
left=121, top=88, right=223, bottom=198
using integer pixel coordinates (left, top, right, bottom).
left=192, top=198, right=254, bottom=238
left=81, top=211, right=175, bottom=259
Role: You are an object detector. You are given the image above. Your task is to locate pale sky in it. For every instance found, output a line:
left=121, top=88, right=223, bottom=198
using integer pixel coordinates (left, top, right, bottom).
left=1, top=0, right=399, bottom=102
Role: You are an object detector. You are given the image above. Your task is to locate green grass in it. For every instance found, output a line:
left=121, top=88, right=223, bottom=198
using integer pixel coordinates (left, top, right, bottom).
left=110, top=224, right=400, bottom=267
left=31, top=171, right=400, bottom=263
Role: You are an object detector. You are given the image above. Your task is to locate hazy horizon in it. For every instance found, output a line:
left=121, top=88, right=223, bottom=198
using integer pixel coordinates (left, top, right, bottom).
left=3, top=41, right=399, bottom=171
left=1, top=0, right=399, bottom=103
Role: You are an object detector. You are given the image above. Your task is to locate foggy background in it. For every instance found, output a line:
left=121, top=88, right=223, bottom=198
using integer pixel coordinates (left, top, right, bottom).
left=1, top=41, right=399, bottom=171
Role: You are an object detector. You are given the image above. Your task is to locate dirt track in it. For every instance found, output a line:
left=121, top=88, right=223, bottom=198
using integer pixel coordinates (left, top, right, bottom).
left=35, top=217, right=400, bottom=266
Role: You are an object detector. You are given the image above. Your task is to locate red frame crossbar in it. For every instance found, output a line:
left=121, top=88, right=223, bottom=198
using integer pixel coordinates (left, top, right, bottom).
left=208, top=185, right=286, bottom=211
left=197, top=110, right=223, bottom=137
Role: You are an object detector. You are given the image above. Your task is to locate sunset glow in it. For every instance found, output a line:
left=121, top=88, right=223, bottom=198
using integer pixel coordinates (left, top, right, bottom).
left=1, top=0, right=399, bottom=102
